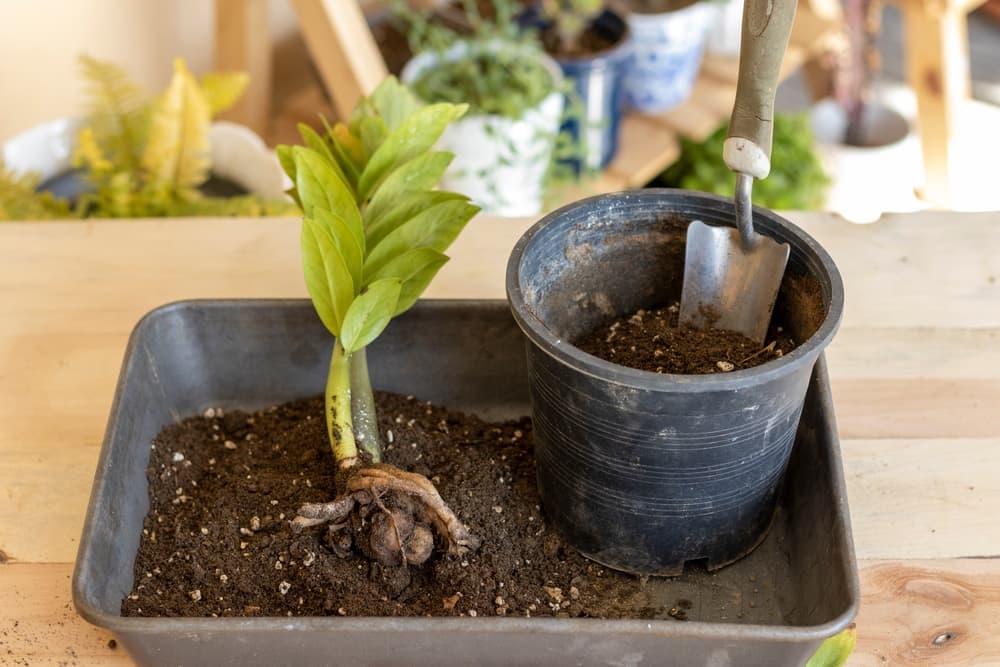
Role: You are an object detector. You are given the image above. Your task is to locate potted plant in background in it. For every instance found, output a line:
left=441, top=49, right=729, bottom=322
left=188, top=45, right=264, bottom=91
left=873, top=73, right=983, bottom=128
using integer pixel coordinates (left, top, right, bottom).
left=806, top=0, right=923, bottom=221
left=394, top=0, right=564, bottom=216
left=656, top=112, right=831, bottom=209
left=619, top=0, right=716, bottom=112
left=0, top=55, right=294, bottom=220
left=529, top=0, right=633, bottom=171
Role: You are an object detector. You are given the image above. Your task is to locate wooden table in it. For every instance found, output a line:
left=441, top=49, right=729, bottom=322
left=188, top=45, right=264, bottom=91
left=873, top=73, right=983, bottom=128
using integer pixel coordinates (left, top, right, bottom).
left=1, top=211, right=998, bottom=665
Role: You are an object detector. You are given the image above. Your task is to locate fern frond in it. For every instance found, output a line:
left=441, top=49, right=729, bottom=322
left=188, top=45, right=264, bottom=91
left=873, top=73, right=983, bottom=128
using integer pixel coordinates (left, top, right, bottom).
left=142, top=58, right=211, bottom=192
left=78, top=54, right=148, bottom=171
left=200, top=72, right=249, bottom=116
left=0, top=162, right=75, bottom=221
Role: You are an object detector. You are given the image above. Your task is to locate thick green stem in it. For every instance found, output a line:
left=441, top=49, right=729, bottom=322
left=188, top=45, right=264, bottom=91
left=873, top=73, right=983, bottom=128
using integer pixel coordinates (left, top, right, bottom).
left=327, top=339, right=358, bottom=466
left=349, top=346, right=382, bottom=463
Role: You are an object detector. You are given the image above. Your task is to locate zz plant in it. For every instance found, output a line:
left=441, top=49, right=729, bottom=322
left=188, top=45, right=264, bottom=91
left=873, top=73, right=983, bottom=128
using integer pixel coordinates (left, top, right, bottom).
left=278, top=78, right=481, bottom=568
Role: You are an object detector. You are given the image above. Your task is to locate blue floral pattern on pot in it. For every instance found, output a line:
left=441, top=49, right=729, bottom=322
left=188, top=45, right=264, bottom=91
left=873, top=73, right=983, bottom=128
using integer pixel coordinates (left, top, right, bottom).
left=624, top=3, right=714, bottom=113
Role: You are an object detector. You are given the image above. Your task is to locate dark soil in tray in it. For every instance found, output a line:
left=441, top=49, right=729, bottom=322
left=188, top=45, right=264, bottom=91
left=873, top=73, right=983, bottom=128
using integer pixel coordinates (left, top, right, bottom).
left=125, top=393, right=716, bottom=620
left=574, top=302, right=797, bottom=374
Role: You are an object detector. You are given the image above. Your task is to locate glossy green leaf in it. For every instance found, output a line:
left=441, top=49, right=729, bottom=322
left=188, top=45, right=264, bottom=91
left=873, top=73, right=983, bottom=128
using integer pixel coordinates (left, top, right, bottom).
left=339, top=278, right=401, bottom=353
left=366, top=190, right=468, bottom=249
left=356, top=117, right=388, bottom=158
left=357, top=103, right=467, bottom=200
left=805, top=628, right=856, bottom=667
left=369, top=77, right=422, bottom=130
left=297, top=123, right=338, bottom=171
left=365, top=151, right=455, bottom=226
left=363, top=199, right=478, bottom=279
left=366, top=247, right=449, bottom=315
left=293, top=146, right=364, bottom=253
left=301, top=217, right=354, bottom=335
left=275, top=145, right=300, bottom=206
left=314, top=207, right=363, bottom=289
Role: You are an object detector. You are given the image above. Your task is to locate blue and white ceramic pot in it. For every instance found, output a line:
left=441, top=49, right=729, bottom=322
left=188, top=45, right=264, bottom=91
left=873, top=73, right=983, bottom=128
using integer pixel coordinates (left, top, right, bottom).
left=623, top=1, right=715, bottom=113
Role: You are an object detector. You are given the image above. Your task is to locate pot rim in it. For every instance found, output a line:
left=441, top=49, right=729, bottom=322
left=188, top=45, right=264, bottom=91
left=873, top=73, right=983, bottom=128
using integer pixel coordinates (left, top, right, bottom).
left=543, top=8, right=634, bottom=69
left=505, top=189, right=845, bottom=391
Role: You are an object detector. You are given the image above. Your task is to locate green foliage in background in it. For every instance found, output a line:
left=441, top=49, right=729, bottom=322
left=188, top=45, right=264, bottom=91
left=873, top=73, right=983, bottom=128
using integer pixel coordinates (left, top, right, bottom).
left=660, top=113, right=830, bottom=210
left=0, top=55, right=296, bottom=221
left=277, top=77, right=478, bottom=464
left=390, top=0, right=556, bottom=121
left=0, top=164, right=72, bottom=220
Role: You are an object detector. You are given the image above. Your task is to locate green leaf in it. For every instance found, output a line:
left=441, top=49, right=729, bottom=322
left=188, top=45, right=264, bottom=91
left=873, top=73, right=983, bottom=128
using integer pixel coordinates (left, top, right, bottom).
left=357, top=103, right=467, bottom=200
left=365, top=151, right=454, bottom=225
left=339, top=278, right=401, bottom=353
left=356, top=117, right=388, bottom=157
left=366, top=190, right=467, bottom=249
left=293, top=146, right=364, bottom=253
left=314, top=207, right=363, bottom=289
left=805, top=628, right=856, bottom=667
left=297, top=123, right=338, bottom=170
left=366, top=247, right=449, bottom=315
left=363, top=199, right=478, bottom=279
left=276, top=145, right=300, bottom=205
left=369, top=77, right=423, bottom=130
left=301, top=224, right=332, bottom=330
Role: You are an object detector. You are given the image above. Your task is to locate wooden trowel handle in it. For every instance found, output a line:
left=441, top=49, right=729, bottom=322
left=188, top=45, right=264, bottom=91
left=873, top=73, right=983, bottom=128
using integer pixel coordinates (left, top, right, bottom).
left=723, top=0, right=797, bottom=180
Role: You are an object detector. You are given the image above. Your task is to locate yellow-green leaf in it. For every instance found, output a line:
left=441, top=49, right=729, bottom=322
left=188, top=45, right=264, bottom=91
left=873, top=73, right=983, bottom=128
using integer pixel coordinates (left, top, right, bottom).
left=303, top=216, right=354, bottom=335
left=293, top=146, right=364, bottom=253
left=73, top=127, right=112, bottom=173
left=365, top=151, right=454, bottom=227
left=315, top=207, right=363, bottom=289
left=200, top=71, right=249, bottom=116
left=805, top=627, right=857, bottom=667
left=357, top=103, right=467, bottom=200
left=365, top=247, right=449, bottom=315
left=369, top=77, right=422, bottom=130
left=142, top=58, right=211, bottom=190
left=366, top=190, right=467, bottom=249
left=339, top=278, right=401, bottom=353
left=363, top=199, right=478, bottom=279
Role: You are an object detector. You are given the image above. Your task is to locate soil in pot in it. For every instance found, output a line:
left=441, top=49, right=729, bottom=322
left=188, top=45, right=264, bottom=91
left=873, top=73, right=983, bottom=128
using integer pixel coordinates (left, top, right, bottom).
left=574, top=301, right=797, bottom=374
left=122, top=391, right=789, bottom=621
left=540, top=21, right=620, bottom=59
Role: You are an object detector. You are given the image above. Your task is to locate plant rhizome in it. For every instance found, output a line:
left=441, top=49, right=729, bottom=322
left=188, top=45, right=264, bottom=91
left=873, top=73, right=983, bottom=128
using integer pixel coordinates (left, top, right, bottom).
left=276, top=78, right=481, bottom=577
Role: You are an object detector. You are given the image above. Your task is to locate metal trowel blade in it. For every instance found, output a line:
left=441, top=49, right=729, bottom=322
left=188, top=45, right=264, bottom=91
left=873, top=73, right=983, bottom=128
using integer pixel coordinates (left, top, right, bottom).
left=679, top=220, right=790, bottom=344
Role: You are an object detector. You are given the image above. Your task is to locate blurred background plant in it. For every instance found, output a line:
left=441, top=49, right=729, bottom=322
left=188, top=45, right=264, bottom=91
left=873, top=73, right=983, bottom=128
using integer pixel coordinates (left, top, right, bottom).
left=658, top=113, right=830, bottom=209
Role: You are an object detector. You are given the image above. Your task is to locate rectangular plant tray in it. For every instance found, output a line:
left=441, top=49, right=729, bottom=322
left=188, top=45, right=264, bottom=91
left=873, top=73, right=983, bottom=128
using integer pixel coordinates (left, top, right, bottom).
left=73, top=299, right=859, bottom=667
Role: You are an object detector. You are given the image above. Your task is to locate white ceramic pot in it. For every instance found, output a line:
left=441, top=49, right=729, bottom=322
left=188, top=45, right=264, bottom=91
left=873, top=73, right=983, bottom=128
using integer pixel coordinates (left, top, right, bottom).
left=810, top=98, right=925, bottom=223
left=623, top=1, right=715, bottom=113
left=2, top=118, right=287, bottom=198
left=706, top=0, right=743, bottom=58
left=401, top=41, right=564, bottom=218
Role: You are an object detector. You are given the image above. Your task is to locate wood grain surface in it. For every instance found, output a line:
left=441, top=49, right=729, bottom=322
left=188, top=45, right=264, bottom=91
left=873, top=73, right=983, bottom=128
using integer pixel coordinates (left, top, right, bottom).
left=1, top=211, right=998, bottom=665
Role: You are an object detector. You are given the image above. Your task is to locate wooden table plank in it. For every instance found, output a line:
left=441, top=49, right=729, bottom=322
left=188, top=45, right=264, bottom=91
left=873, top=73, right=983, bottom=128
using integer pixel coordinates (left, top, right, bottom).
left=853, top=559, right=1000, bottom=666
left=1, top=212, right=999, bottom=664
left=843, top=438, right=1000, bottom=559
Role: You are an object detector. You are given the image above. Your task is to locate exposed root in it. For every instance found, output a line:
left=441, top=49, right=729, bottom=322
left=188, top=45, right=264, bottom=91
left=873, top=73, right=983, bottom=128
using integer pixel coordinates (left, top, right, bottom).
left=291, top=462, right=480, bottom=569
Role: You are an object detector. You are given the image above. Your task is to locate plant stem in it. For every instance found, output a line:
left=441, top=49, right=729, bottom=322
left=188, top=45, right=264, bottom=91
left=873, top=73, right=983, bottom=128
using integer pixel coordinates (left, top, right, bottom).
left=327, top=338, right=358, bottom=467
left=349, top=346, right=382, bottom=463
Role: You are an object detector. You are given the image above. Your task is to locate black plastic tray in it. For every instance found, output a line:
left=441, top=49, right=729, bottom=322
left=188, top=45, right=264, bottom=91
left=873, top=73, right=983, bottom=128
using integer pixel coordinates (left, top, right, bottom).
left=73, top=300, right=859, bottom=666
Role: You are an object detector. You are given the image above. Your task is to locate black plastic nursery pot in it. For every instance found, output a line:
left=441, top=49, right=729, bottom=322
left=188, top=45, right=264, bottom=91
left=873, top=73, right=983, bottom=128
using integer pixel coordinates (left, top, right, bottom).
left=73, top=299, right=856, bottom=666
left=506, top=189, right=845, bottom=576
